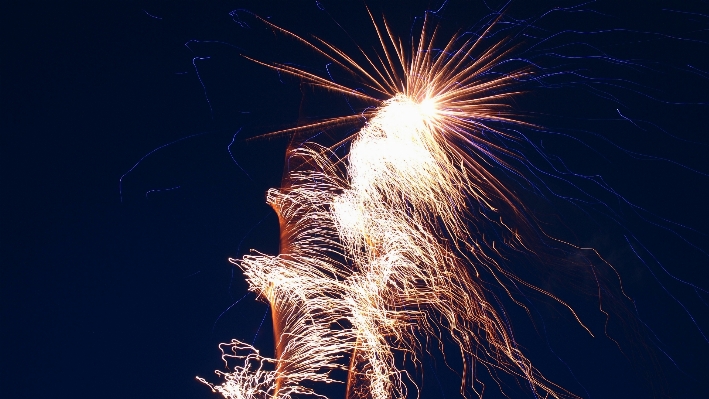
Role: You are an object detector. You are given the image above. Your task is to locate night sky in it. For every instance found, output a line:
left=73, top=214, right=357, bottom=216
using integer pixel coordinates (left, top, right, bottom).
left=3, top=1, right=709, bottom=398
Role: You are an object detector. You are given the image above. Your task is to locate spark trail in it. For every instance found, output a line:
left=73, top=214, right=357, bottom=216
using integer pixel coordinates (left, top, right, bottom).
left=199, top=8, right=644, bottom=399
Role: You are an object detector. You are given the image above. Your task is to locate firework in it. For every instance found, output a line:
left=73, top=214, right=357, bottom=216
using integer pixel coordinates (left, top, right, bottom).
left=198, top=4, right=705, bottom=399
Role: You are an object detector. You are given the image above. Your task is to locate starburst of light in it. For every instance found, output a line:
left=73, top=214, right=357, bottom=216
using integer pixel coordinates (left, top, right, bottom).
left=199, top=9, right=611, bottom=399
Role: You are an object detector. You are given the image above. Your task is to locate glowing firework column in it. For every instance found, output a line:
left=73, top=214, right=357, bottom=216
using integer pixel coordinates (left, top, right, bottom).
left=200, top=96, right=577, bottom=398
left=199, top=14, right=585, bottom=399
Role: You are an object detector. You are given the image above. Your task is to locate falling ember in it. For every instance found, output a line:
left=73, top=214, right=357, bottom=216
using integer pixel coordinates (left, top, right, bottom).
left=198, top=9, right=609, bottom=399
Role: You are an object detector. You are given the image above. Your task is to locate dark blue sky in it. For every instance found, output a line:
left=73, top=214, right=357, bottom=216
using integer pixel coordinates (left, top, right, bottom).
left=3, top=1, right=709, bottom=398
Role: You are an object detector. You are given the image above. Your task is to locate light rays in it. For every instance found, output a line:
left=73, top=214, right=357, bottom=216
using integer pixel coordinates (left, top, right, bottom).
left=199, top=8, right=618, bottom=399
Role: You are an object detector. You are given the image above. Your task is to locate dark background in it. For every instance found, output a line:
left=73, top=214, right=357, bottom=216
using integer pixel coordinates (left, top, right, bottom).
left=3, top=1, right=709, bottom=398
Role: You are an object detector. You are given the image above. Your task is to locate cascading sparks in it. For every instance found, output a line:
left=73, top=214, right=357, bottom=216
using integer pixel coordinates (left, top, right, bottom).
left=198, top=11, right=598, bottom=399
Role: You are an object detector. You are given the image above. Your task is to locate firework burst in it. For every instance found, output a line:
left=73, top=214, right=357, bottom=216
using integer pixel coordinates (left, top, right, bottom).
left=198, top=4, right=706, bottom=399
